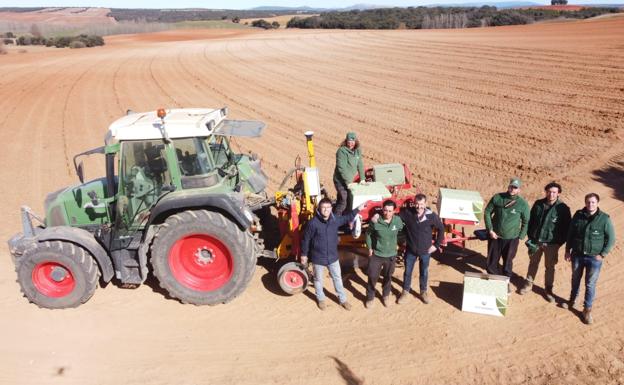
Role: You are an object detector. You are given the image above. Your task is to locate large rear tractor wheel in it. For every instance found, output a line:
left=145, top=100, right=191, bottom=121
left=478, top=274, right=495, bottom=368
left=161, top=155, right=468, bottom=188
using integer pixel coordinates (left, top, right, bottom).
left=151, top=210, right=256, bottom=305
left=277, top=262, right=309, bottom=295
left=16, top=241, right=99, bottom=309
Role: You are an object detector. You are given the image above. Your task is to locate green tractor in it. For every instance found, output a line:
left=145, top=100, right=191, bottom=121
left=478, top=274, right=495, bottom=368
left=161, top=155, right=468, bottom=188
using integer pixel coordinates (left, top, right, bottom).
left=8, top=107, right=273, bottom=308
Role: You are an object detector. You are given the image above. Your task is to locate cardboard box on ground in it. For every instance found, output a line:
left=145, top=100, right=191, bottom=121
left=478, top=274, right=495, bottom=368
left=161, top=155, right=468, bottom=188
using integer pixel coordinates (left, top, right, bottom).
left=462, top=272, right=509, bottom=317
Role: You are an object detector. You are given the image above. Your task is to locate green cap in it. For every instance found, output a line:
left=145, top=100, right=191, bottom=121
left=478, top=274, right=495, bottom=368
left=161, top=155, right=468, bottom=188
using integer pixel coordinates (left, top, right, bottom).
left=346, top=132, right=357, bottom=141
left=509, top=177, right=521, bottom=188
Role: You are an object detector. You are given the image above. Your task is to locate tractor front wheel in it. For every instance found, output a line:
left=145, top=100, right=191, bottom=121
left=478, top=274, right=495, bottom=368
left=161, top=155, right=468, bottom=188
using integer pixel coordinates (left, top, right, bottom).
left=151, top=210, right=256, bottom=305
left=16, top=241, right=99, bottom=309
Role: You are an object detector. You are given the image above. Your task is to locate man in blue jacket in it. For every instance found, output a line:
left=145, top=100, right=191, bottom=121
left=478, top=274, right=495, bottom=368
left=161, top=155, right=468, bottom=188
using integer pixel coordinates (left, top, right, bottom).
left=301, top=197, right=364, bottom=310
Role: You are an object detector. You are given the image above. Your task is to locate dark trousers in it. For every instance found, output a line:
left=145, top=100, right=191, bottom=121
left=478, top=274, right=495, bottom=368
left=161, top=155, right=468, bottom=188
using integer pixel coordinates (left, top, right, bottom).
left=333, top=178, right=349, bottom=215
left=366, top=255, right=396, bottom=301
left=486, top=238, right=519, bottom=277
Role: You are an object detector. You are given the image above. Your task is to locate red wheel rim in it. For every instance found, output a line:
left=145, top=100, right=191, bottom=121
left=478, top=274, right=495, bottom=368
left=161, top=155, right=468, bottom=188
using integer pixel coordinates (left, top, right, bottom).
left=32, top=262, right=75, bottom=298
left=281, top=270, right=305, bottom=290
left=168, top=233, right=233, bottom=291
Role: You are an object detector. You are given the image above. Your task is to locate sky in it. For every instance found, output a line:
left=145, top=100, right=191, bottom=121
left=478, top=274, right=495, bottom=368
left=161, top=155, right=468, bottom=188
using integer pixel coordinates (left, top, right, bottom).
left=1, top=0, right=621, bottom=8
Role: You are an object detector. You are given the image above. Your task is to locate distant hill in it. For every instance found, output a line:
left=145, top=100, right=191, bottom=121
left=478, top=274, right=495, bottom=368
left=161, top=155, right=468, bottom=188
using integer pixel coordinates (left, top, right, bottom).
left=251, top=4, right=390, bottom=12
left=250, top=6, right=329, bottom=11
left=251, top=3, right=624, bottom=11
left=427, top=1, right=541, bottom=8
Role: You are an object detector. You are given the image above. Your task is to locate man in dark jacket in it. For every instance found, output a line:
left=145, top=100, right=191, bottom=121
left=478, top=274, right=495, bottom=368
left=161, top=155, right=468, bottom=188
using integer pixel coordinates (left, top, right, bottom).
left=484, top=178, right=530, bottom=292
left=397, top=193, right=445, bottom=305
left=562, top=193, right=615, bottom=325
left=301, top=197, right=364, bottom=310
left=333, top=132, right=365, bottom=215
left=519, top=182, right=571, bottom=302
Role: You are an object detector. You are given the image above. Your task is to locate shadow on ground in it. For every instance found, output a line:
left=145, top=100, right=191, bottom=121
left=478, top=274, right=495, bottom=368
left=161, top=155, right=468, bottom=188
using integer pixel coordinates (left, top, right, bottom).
left=592, top=158, right=624, bottom=202
left=431, top=281, right=463, bottom=310
left=329, top=356, right=365, bottom=385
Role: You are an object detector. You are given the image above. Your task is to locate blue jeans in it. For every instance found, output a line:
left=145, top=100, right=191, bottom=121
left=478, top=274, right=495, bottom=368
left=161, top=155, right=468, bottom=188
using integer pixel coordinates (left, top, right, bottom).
left=570, top=254, right=603, bottom=309
left=403, top=252, right=430, bottom=293
left=313, top=260, right=347, bottom=304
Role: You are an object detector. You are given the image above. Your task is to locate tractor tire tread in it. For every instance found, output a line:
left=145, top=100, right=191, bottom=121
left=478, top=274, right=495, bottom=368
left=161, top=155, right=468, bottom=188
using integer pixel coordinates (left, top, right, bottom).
left=16, top=240, right=100, bottom=309
left=150, top=209, right=256, bottom=306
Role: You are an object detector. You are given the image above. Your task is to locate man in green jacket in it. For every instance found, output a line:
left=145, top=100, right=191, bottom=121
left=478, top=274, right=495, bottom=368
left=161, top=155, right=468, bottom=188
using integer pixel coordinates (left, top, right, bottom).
left=562, top=193, right=615, bottom=325
left=484, top=178, right=530, bottom=290
left=365, top=200, right=404, bottom=308
left=333, top=132, right=365, bottom=215
left=519, top=182, right=571, bottom=302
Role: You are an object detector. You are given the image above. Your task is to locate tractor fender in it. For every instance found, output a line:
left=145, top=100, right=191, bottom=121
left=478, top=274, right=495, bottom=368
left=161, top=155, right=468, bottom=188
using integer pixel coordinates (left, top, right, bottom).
left=148, top=193, right=252, bottom=230
left=35, top=226, right=114, bottom=282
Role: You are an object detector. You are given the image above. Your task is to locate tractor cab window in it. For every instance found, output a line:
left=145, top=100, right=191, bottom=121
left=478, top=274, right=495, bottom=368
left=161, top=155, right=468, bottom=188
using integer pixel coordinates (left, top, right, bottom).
left=173, top=137, right=215, bottom=176
left=208, top=136, right=231, bottom=168
left=118, top=140, right=171, bottom=227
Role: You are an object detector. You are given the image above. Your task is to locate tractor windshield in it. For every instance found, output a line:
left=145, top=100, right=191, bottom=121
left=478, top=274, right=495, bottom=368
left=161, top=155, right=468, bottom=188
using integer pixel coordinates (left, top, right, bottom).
left=208, top=136, right=231, bottom=168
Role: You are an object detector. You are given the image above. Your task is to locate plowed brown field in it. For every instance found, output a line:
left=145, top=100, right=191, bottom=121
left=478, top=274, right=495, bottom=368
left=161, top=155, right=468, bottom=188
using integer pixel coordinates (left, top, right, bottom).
left=0, top=7, right=115, bottom=26
left=1, top=16, right=623, bottom=385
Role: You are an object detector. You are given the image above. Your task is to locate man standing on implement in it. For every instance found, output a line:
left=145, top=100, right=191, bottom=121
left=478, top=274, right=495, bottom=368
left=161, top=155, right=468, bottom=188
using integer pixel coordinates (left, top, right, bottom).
left=365, top=200, right=404, bottom=308
left=519, top=182, right=571, bottom=302
left=484, top=178, right=530, bottom=291
left=562, top=193, right=615, bottom=325
left=333, top=132, right=365, bottom=215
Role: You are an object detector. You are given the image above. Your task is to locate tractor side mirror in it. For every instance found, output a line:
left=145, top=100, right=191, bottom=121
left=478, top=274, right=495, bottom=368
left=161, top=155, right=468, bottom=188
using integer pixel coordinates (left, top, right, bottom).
left=77, top=161, right=85, bottom=184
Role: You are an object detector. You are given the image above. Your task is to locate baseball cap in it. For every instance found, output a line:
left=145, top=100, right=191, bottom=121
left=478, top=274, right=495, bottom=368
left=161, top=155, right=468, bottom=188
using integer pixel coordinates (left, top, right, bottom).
left=346, top=132, right=357, bottom=141
left=509, top=178, right=522, bottom=188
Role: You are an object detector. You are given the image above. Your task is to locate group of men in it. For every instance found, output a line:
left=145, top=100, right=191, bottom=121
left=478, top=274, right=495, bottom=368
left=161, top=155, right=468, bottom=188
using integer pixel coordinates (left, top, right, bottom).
left=300, top=194, right=443, bottom=311
left=299, top=132, right=615, bottom=325
left=484, top=178, right=614, bottom=324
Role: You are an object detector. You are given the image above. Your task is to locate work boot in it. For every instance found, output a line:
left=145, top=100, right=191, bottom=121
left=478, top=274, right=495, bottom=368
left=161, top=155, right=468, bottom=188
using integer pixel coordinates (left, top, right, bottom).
left=340, top=301, right=352, bottom=311
left=583, top=307, right=593, bottom=325
left=382, top=296, right=390, bottom=307
left=420, top=291, right=430, bottom=304
left=519, top=281, right=533, bottom=295
left=544, top=286, right=555, bottom=303
left=365, top=299, right=374, bottom=309
left=397, top=290, right=409, bottom=304
left=317, top=301, right=327, bottom=311
left=561, top=297, right=577, bottom=310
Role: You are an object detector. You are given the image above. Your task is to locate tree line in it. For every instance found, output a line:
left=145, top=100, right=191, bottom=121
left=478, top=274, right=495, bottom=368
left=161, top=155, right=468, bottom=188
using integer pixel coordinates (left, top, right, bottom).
left=286, top=6, right=621, bottom=29
left=107, top=8, right=310, bottom=23
left=1, top=30, right=104, bottom=49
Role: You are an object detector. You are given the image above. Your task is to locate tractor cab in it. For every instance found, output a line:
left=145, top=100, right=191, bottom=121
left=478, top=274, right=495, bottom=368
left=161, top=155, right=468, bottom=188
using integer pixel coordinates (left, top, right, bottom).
left=51, top=107, right=269, bottom=232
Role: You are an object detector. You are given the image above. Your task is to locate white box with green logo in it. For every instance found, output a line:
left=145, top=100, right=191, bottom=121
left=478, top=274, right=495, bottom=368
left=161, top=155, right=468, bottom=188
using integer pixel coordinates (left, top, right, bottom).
left=462, top=272, right=509, bottom=317
left=437, top=188, right=484, bottom=223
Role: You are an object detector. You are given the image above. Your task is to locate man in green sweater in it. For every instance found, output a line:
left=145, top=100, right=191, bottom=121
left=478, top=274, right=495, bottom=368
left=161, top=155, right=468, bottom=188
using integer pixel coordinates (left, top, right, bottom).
left=519, top=182, right=571, bottom=302
left=562, top=193, right=615, bottom=325
left=365, top=200, right=404, bottom=308
left=333, top=132, right=365, bottom=215
left=484, top=178, right=530, bottom=290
